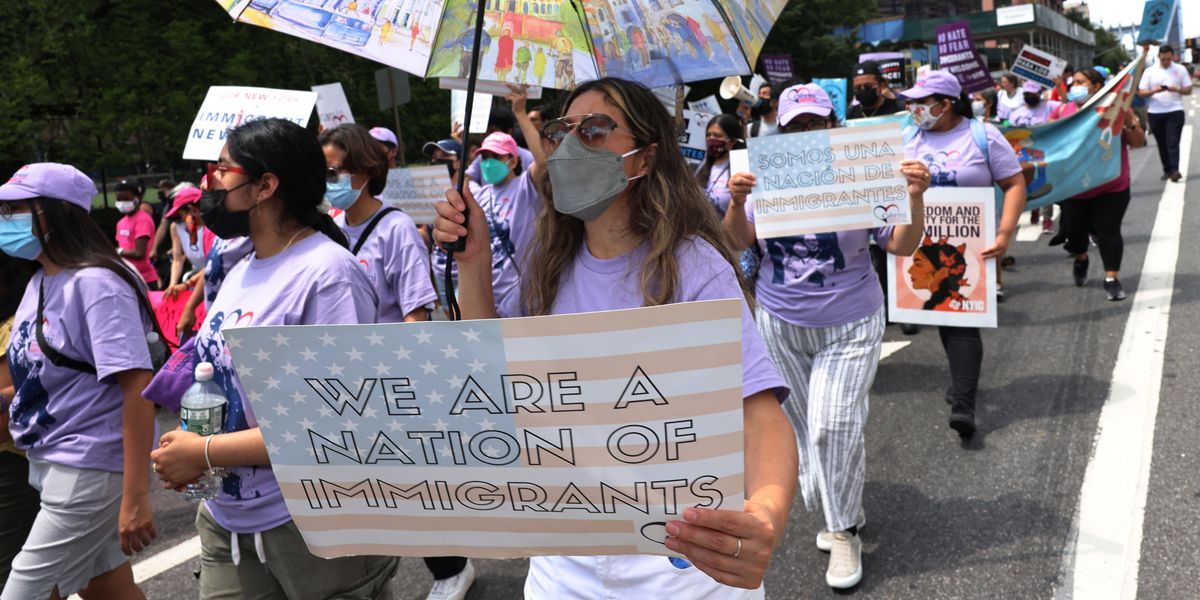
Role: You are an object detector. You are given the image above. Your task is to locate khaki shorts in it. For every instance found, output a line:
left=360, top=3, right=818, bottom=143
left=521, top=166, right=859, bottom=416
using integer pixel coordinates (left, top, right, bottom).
left=195, top=504, right=399, bottom=600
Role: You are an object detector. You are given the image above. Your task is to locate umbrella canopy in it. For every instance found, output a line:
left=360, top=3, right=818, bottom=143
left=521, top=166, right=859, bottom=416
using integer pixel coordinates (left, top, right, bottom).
left=217, top=0, right=788, bottom=89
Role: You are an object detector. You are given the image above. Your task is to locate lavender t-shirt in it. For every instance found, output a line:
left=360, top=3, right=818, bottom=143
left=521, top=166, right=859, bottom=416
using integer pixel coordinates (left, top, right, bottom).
left=1006, top=101, right=1058, bottom=127
left=7, top=268, right=153, bottom=472
left=433, top=171, right=539, bottom=307
left=194, top=233, right=377, bottom=533
left=747, top=204, right=893, bottom=328
left=701, top=162, right=733, bottom=216
left=335, top=205, right=437, bottom=322
left=904, top=118, right=1022, bottom=188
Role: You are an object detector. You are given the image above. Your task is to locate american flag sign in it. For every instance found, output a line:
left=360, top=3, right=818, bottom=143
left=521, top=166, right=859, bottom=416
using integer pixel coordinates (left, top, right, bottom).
left=222, top=300, right=745, bottom=559
left=744, top=122, right=910, bottom=237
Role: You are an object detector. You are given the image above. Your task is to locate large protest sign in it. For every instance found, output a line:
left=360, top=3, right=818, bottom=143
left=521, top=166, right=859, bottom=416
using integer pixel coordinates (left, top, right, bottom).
left=887, top=188, right=997, bottom=328
left=738, top=121, right=909, bottom=237
left=312, top=83, right=355, bottom=131
left=450, top=89, right=492, bottom=133
left=679, top=109, right=715, bottom=162
left=379, top=166, right=453, bottom=225
left=935, top=21, right=995, bottom=94
left=761, top=54, right=795, bottom=84
left=812, top=78, right=847, bottom=125
left=183, top=86, right=317, bottom=160
left=1136, top=0, right=1178, bottom=44
left=1011, top=45, right=1068, bottom=89
left=222, top=300, right=746, bottom=559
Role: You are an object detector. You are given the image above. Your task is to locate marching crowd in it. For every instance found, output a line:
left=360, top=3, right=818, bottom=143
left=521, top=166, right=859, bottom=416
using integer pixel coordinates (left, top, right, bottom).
left=0, top=44, right=1192, bottom=600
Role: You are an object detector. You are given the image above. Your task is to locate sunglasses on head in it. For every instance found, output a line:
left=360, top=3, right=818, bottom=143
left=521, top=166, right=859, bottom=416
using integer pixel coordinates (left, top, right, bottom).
left=541, top=113, right=633, bottom=147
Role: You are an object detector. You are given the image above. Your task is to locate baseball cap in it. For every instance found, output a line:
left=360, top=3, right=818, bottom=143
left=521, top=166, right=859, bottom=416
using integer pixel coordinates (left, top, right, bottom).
left=368, top=127, right=399, bottom=147
left=777, top=83, right=834, bottom=126
left=422, top=138, right=463, bottom=158
left=0, top=163, right=98, bottom=212
left=853, top=61, right=882, bottom=79
left=1021, top=80, right=1042, bottom=94
left=478, top=132, right=518, bottom=157
left=164, top=187, right=202, bottom=219
left=899, top=70, right=962, bottom=100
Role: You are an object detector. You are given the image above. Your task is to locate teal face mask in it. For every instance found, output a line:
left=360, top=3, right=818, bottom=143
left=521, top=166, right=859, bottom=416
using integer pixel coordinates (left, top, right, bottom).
left=0, top=213, right=42, bottom=260
left=325, top=173, right=366, bottom=210
left=480, top=157, right=511, bottom=185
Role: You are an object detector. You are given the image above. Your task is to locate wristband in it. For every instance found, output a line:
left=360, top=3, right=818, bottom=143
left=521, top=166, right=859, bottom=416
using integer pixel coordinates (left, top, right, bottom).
left=204, top=434, right=216, bottom=472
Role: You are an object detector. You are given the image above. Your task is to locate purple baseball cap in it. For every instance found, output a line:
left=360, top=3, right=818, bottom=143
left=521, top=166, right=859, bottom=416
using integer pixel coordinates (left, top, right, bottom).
left=369, top=127, right=399, bottom=146
left=900, top=70, right=962, bottom=100
left=778, top=83, right=834, bottom=126
left=1021, top=80, right=1042, bottom=94
left=0, top=163, right=98, bottom=212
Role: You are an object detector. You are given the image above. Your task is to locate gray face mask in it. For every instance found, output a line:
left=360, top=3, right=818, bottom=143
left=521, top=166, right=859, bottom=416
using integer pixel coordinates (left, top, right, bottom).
left=546, top=133, right=643, bottom=221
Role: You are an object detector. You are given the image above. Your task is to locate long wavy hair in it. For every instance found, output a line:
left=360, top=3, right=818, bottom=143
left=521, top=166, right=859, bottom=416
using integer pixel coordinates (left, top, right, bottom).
left=915, top=236, right=968, bottom=310
left=523, top=77, right=748, bottom=315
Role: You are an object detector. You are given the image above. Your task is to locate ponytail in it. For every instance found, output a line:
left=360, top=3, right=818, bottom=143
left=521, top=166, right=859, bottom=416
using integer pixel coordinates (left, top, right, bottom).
left=299, top=210, right=349, bottom=249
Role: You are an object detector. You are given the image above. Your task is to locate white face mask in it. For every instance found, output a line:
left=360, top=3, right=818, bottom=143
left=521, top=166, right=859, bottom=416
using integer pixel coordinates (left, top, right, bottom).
left=971, top=101, right=987, bottom=118
left=912, top=102, right=943, bottom=130
left=116, top=200, right=137, bottom=214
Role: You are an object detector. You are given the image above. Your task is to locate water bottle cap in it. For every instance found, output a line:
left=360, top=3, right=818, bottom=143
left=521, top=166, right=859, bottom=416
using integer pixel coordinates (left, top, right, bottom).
left=194, top=362, right=215, bottom=381
left=146, top=332, right=160, bottom=344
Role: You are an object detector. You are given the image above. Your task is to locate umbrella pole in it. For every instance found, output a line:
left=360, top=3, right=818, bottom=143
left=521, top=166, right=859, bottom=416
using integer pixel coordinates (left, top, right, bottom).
left=442, top=0, right=489, bottom=321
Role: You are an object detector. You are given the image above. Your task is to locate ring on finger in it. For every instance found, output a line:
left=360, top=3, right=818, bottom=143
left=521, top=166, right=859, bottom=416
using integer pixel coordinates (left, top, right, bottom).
left=730, top=537, right=742, bottom=559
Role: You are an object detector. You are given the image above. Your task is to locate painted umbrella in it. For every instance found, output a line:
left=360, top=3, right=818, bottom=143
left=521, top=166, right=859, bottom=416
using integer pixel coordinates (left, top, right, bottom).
left=214, top=0, right=788, bottom=90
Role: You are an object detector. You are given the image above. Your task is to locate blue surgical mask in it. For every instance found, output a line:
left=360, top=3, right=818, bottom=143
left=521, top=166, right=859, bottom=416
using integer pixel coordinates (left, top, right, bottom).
left=480, top=158, right=511, bottom=185
left=0, top=213, right=43, bottom=260
left=1068, top=86, right=1090, bottom=104
left=325, top=173, right=366, bottom=210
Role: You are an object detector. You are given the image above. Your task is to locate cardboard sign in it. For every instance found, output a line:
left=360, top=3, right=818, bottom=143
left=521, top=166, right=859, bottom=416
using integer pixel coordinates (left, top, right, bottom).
left=935, top=21, right=996, bottom=94
left=1136, top=0, right=1178, bottom=44
left=451, top=89, right=492, bottom=133
left=688, top=96, right=722, bottom=115
left=379, top=166, right=454, bottom=225
left=812, top=78, right=847, bottom=125
left=1011, top=45, right=1068, bottom=89
left=679, top=110, right=715, bottom=162
left=438, top=78, right=543, bottom=100
left=887, top=188, right=997, bottom=328
left=222, top=300, right=746, bottom=559
left=312, top=82, right=355, bottom=131
left=183, top=86, right=317, bottom=160
left=738, top=121, right=910, bottom=238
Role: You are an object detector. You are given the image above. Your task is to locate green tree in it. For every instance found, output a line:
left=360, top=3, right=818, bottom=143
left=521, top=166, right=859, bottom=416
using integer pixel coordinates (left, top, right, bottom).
left=1064, top=9, right=1130, bottom=73
left=758, top=0, right=880, bottom=79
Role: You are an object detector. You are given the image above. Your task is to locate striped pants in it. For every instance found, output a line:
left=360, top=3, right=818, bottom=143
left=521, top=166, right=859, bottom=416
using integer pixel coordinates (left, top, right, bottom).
left=755, top=305, right=885, bottom=532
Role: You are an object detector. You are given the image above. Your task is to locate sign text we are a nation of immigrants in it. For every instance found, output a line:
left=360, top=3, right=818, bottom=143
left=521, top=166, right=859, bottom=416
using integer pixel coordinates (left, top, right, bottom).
left=223, top=301, right=747, bottom=559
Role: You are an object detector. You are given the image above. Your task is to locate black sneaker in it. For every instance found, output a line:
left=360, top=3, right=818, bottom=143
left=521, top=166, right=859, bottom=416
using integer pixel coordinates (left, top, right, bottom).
left=949, top=406, right=976, bottom=438
left=1103, top=278, right=1126, bottom=301
left=900, top=323, right=920, bottom=335
left=1170, top=171, right=1183, bottom=182
left=1073, top=257, right=1089, bottom=287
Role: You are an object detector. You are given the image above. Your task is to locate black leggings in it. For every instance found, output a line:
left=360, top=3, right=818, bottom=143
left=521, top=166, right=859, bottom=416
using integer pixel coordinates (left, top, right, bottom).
left=938, top=326, right=983, bottom=410
left=1061, top=187, right=1131, bottom=272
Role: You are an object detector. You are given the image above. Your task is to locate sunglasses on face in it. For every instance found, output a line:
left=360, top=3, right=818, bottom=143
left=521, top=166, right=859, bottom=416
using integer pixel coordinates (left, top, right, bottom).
left=206, top=162, right=248, bottom=183
left=0, top=202, right=33, bottom=220
left=541, top=113, right=634, bottom=147
left=325, top=166, right=353, bottom=183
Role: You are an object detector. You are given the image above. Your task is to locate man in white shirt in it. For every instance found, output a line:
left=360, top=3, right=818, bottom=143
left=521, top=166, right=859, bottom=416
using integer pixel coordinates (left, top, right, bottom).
left=1138, top=45, right=1193, bottom=182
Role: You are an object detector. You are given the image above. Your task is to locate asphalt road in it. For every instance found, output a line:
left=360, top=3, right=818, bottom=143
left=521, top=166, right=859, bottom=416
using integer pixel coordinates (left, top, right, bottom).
left=130, top=98, right=1200, bottom=600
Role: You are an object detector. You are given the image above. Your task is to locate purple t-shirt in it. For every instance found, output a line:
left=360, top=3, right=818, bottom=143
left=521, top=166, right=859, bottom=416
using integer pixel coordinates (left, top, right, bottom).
left=203, top=236, right=254, bottom=311
left=746, top=202, right=892, bottom=328
left=498, top=237, right=787, bottom=403
left=194, top=233, right=377, bottom=533
left=1007, top=101, right=1059, bottom=127
left=7, top=268, right=153, bottom=472
left=904, top=118, right=1022, bottom=188
left=335, top=205, right=437, bottom=322
left=433, top=171, right=539, bottom=307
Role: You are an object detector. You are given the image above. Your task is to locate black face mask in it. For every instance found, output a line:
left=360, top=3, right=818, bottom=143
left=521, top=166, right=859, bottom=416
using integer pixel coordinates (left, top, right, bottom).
left=854, top=86, right=879, bottom=107
left=706, top=141, right=729, bottom=159
left=199, top=182, right=253, bottom=240
left=750, top=99, right=770, bottom=119
left=1024, top=93, right=1042, bottom=107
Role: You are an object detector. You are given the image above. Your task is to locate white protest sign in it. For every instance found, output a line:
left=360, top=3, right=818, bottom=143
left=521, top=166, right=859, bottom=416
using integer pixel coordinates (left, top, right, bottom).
left=678, top=109, right=714, bottom=162
left=742, top=122, right=910, bottom=237
left=312, top=82, right=355, bottom=131
left=222, top=300, right=746, bottom=559
left=380, top=166, right=453, bottom=225
left=451, top=89, right=492, bottom=133
left=688, top=96, right=722, bottom=115
left=888, top=188, right=997, bottom=328
left=183, top=86, right=318, bottom=161
left=438, top=78, right=543, bottom=100
left=1011, top=45, right=1068, bottom=89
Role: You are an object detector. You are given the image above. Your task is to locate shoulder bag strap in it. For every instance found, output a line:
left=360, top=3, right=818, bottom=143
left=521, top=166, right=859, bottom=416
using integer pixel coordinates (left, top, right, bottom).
left=351, top=207, right=401, bottom=256
left=37, top=280, right=97, bottom=375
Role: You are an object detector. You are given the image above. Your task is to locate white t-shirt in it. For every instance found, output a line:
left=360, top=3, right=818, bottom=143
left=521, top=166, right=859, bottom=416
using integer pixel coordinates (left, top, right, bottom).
left=1139, top=62, right=1191, bottom=114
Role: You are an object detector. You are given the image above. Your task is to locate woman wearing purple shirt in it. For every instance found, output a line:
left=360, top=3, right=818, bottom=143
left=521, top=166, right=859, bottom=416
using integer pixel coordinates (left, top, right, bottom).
left=149, top=119, right=397, bottom=599
left=900, top=70, right=1027, bottom=438
left=0, top=163, right=158, bottom=600
left=725, top=83, right=931, bottom=590
left=433, top=77, right=798, bottom=598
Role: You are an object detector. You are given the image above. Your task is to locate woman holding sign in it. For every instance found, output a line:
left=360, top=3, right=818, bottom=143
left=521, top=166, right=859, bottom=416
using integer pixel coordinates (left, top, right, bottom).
left=432, top=77, right=798, bottom=598
left=148, top=119, right=399, bottom=600
left=900, top=70, right=1027, bottom=438
left=724, top=83, right=931, bottom=590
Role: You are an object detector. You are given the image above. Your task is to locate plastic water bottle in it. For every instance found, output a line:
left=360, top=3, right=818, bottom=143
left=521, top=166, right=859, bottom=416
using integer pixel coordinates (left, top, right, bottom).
left=179, top=362, right=227, bottom=502
left=146, top=332, right=168, bottom=371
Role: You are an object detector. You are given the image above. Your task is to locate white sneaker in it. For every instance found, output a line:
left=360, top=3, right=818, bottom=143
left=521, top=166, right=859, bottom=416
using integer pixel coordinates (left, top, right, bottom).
left=426, top=559, right=476, bottom=600
left=815, top=509, right=866, bottom=551
left=825, top=531, right=863, bottom=589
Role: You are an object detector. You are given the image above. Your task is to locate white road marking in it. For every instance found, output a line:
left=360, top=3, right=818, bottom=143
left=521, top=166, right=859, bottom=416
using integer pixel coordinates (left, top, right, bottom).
left=1015, top=219, right=1043, bottom=242
left=1062, top=123, right=1193, bottom=599
left=880, top=341, right=911, bottom=360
